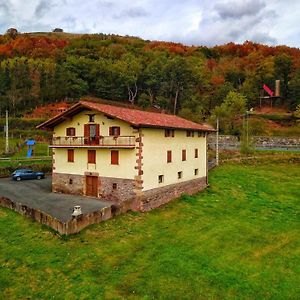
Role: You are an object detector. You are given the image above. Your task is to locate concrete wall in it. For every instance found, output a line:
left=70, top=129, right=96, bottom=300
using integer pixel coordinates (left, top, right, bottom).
left=141, top=128, right=207, bottom=191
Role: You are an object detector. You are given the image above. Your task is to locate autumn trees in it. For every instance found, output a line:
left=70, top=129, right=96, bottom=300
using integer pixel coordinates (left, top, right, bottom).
left=0, top=33, right=300, bottom=122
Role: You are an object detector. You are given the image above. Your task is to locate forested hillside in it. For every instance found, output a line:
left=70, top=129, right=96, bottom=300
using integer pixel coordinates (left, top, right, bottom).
left=1, top=31, right=300, bottom=124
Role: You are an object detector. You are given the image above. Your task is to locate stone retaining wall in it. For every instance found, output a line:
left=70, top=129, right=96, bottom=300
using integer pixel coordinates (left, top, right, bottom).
left=140, top=176, right=207, bottom=211
left=0, top=196, right=128, bottom=235
left=208, top=134, right=300, bottom=149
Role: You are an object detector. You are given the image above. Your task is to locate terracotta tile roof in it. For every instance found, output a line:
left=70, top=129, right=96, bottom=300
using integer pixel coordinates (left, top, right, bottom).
left=37, top=100, right=215, bottom=132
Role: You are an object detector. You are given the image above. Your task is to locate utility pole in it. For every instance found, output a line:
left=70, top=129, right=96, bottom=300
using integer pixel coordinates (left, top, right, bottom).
left=5, top=110, right=9, bottom=154
left=216, top=117, right=219, bottom=166
left=246, top=111, right=249, bottom=148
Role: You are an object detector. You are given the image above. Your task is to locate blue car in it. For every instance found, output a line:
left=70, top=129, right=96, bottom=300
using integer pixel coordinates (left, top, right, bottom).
left=12, top=169, right=45, bottom=181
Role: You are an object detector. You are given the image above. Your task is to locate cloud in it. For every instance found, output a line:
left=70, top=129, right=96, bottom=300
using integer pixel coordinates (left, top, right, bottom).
left=35, top=0, right=54, bottom=18
left=0, top=0, right=12, bottom=18
left=115, top=7, right=149, bottom=19
left=215, top=0, right=266, bottom=19
left=251, top=32, right=277, bottom=44
left=0, top=0, right=298, bottom=47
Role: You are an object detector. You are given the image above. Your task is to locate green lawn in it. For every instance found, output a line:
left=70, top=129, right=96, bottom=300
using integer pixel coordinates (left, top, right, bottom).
left=0, top=162, right=299, bottom=299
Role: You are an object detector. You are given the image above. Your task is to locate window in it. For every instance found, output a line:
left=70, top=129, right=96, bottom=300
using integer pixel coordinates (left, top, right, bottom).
left=158, top=175, right=164, bottom=183
left=198, top=131, right=203, bottom=137
left=88, top=150, right=96, bottom=164
left=167, top=150, right=172, bottom=163
left=165, top=129, right=174, bottom=137
left=109, top=126, right=121, bottom=136
left=182, top=149, right=186, bottom=161
left=112, top=183, right=117, bottom=190
left=67, top=149, right=74, bottom=162
left=69, top=178, right=73, bottom=185
left=178, top=171, right=182, bottom=179
left=66, top=127, right=76, bottom=136
left=195, top=148, right=198, bottom=158
left=88, top=114, right=95, bottom=122
left=194, top=169, right=199, bottom=176
left=186, top=130, right=194, bottom=137
left=111, top=150, right=119, bottom=165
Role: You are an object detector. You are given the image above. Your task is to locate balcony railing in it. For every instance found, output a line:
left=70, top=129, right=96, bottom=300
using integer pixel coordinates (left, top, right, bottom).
left=50, top=136, right=136, bottom=148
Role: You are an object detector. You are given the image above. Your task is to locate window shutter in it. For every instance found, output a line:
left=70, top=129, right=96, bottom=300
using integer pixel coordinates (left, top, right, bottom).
left=88, top=150, right=96, bottom=164
left=116, top=127, right=120, bottom=136
left=95, top=124, right=100, bottom=136
left=84, top=124, right=89, bottom=137
left=167, top=150, right=172, bottom=163
left=182, top=149, right=186, bottom=161
left=111, top=150, right=119, bottom=165
left=66, top=127, right=76, bottom=136
left=67, top=149, right=74, bottom=162
left=109, top=127, right=113, bottom=136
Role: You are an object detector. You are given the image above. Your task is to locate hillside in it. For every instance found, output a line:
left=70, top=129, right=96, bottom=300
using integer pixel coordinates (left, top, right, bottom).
left=0, top=31, right=300, bottom=135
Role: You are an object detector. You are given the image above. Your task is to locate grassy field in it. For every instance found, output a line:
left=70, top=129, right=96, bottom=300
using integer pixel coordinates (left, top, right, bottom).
left=0, top=162, right=299, bottom=299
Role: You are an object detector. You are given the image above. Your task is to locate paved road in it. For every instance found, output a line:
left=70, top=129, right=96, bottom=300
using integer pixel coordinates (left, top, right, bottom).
left=0, top=177, right=112, bottom=222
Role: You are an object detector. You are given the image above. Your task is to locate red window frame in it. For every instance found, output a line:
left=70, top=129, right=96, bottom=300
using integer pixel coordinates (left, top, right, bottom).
left=88, top=150, right=96, bottom=164
left=165, top=129, right=174, bottom=137
left=111, top=150, right=119, bottom=165
left=182, top=149, right=186, bottom=161
left=66, top=127, right=76, bottom=136
left=67, top=149, right=74, bottom=162
left=109, top=126, right=121, bottom=136
left=167, top=150, right=172, bottom=163
left=186, top=130, right=194, bottom=137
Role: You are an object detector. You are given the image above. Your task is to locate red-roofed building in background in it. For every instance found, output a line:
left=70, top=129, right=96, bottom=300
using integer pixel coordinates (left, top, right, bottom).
left=38, top=99, right=215, bottom=213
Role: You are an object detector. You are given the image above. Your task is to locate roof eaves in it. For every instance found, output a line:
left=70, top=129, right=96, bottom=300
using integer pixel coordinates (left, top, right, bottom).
left=36, top=102, right=84, bottom=129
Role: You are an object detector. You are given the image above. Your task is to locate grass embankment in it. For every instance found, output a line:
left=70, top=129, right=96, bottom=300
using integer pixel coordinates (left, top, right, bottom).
left=0, top=137, right=51, bottom=175
left=0, top=162, right=299, bottom=299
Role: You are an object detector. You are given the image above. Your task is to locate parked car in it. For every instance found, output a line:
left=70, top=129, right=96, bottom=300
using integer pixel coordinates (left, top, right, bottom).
left=11, top=169, right=45, bottom=181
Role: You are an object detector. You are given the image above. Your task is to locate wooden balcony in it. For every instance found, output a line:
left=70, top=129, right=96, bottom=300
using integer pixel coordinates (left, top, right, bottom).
left=50, top=136, right=136, bottom=148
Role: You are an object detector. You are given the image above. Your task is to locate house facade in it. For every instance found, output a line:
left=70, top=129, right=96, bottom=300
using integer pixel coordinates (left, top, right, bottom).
left=38, top=100, right=215, bottom=212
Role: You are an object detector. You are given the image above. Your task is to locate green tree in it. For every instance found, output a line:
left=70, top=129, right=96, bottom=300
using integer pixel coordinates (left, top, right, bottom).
left=162, top=56, right=193, bottom=114
left=211, top=91, right=247, bottom=134
left=114, top=53, right=143, bottom=104
left=288, top=69, right=300, bottom=109
left=274, top=54, right=292, bottom=100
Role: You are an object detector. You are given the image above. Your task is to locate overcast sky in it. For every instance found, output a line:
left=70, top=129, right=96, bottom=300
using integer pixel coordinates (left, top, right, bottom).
left=0, top=0, right=299, bottom=47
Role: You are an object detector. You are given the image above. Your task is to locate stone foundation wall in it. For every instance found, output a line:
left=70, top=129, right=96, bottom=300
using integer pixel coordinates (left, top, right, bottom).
left=52, top=173, right=208, bottom=213
left=52, top=173, right=84, bottom=195
left=52, top=172, right=136, bottom=204
left=140, top=176, right=207, bottom=212
left=99, top=176, right=136, bottom=203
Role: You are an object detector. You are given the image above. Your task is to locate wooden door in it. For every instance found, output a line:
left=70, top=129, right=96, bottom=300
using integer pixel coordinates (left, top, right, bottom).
left=84, top=124, right=100, bottom=145
left=86, top=176, right=98, bottom=197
